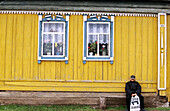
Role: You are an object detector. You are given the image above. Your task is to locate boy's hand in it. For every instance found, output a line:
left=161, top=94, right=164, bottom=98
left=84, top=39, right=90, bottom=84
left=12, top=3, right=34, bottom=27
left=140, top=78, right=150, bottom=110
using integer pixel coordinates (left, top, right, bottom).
left=131, top=93, right=137, bottom=97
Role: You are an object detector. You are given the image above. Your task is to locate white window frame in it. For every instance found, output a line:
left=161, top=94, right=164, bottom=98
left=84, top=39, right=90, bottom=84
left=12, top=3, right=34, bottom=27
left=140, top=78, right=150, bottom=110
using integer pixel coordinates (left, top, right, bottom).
left=86, top=22, right=110, bottom=58
left=41, top=21, right=66, bottom=57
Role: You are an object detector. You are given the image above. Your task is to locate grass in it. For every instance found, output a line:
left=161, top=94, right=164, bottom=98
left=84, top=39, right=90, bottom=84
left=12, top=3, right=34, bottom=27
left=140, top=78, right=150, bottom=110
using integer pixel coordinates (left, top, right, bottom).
left=106, top=106, right=126, bottom=110
left=0, top=105, right=169, bottom=111
left=146, top=107, right=170, bottom=110
left=0, top=105, right=97, bottom=111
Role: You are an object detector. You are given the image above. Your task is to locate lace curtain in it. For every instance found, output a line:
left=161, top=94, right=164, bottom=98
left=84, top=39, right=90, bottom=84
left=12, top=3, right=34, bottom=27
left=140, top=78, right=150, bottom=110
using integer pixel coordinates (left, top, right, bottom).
left=43, top=23, right=64, bottom=43
left=87, top=23, right=110, bottom=56
left=43, top=23, right=64, bottom=56
left=88, top=23, right=109, bottom=44
left=44, top=23, right=64, bottom=32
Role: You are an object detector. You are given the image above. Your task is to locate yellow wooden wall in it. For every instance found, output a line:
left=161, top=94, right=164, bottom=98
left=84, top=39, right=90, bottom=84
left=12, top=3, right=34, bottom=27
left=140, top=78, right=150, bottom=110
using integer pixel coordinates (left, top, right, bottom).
left=0, top=14, right=158, bottom=92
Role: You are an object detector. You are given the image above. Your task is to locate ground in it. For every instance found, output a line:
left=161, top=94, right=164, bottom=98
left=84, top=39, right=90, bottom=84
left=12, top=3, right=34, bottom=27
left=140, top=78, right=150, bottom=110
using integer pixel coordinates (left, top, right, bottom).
left=0, top=105, right=169, bottom=111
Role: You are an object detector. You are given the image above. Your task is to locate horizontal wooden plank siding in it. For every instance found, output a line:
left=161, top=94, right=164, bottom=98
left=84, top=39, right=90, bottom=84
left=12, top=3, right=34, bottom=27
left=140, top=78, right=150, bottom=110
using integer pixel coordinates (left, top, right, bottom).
left=0, top=14, right=158, bottom=92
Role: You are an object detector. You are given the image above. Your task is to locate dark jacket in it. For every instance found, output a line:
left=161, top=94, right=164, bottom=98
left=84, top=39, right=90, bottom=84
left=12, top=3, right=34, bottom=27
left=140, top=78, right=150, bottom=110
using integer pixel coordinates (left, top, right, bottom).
left=125, top=81, right=141, bottom=98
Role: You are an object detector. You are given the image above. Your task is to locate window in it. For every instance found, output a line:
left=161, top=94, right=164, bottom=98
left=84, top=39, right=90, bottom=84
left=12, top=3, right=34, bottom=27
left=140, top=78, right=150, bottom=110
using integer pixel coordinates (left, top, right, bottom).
left=87, top=22, right=110, bottom=57
left=38, top=15, right=69, bottom=64
left=42, top=22, right=65, bottom=56
left=83, top=15, right=114, bottom=64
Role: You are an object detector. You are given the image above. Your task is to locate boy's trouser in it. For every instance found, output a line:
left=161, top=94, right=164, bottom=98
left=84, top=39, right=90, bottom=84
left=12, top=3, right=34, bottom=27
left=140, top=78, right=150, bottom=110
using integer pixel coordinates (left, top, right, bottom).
left=126, top=94, right=144, bottom=111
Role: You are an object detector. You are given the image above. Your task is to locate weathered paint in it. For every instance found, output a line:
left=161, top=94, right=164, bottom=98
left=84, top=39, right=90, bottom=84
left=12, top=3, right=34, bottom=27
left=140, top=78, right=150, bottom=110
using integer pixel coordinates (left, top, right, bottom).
left=0, top=14, right=158, bottom=93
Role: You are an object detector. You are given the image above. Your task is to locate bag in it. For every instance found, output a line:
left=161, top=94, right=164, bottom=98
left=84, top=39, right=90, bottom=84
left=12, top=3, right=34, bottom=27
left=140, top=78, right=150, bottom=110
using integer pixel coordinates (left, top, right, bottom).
left=130, top=95, right=140, bottom=111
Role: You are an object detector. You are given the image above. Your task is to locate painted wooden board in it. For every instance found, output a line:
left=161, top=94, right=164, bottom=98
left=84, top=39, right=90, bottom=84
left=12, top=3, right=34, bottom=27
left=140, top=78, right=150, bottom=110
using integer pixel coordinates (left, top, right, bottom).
left=0, top=14, right=158, bottom=93
left=0, top=14, right=6, bottom=80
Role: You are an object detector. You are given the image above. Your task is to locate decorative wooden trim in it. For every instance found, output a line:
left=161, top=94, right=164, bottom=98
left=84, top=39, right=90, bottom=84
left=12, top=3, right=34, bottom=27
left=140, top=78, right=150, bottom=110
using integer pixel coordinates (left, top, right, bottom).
left=158, top=13, right=167, bottom=90
left=83, top=15, right=87, bottom=64
left=65, top=15, right=69, bottom=64
left=38, top=14, right=70, bottom=63
left=83, top=15, right=114, bottom=63
left=111, top=16, right=114, bottom=64
left=0, top=10, right=158, bottom=17
left=38, top=15, right=42, bottom=61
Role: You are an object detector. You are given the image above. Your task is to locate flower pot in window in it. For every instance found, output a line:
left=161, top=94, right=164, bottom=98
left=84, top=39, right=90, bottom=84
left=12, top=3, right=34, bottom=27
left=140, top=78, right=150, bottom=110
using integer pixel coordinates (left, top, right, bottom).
left=88, top=41, right=97, bottom=56
left=44, top=42, right=52, bottom=56
left=55, top=47, right=60, bottom=55
left=89, top=52, right=93, bottom=56
left=47, top=52, right=51, bottom=55
left=56, top=52, right=60, bottom=55
left=102, top=51, right=106, bottom=56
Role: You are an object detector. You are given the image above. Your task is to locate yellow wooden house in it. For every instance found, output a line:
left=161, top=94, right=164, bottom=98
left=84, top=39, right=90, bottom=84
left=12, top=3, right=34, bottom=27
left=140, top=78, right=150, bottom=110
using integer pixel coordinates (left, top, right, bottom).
left=0, top=0, right=170, bottom=103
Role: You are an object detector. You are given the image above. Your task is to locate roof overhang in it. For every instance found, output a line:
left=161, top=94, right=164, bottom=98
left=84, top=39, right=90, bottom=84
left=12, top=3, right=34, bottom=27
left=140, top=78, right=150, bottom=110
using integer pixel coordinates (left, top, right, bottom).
left=0, top=1, right=170, bottom=14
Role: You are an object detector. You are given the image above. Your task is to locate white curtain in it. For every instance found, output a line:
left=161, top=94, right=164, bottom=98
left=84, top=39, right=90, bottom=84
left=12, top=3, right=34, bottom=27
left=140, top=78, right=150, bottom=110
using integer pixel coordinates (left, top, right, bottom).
left=43, top=23, right=64, bottom=44
left=43, top=22, right=64, bottom=56
left=44, top=23, right=64, bottom=32
left=88, top=23, right=109, bottom=44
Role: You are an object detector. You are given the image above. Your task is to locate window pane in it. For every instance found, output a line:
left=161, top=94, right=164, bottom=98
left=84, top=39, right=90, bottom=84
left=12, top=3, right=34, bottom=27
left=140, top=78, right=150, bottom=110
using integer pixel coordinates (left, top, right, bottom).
left=88, top=23, right=109, bottom=33
left=99, top=34, right=109, bottom=56
left=88, top=35, right=98, bottom=56
left=43, top=34, right=53, bottom=55
left=44, top=23, right=64, bottom=32
left=88, top=24, right=97, bottom=33
left=54, top=34, right=64, bottom=56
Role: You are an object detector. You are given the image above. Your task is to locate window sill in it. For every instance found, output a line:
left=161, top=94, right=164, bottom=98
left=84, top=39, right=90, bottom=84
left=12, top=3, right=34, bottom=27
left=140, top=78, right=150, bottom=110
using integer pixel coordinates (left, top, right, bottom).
left=83, top=57, right=113, bottom=64
left=38, top=57, right=68, bottom=64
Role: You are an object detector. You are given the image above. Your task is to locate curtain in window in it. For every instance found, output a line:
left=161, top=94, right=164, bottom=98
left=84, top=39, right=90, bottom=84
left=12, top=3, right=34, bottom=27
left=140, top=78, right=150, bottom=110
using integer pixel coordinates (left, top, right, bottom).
left=87, top=23, right=110, bottom=56
left=44, top=23, right=64, bottom=32
left=43, top=23, right=64, bottom=56
left=88, top=23, right=109, bottom=44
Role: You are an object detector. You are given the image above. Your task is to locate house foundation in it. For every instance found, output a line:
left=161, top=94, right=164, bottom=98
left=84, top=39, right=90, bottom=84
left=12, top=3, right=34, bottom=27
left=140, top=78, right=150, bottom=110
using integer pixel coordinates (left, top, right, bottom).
left=0, top=91, right=168, bottom=108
